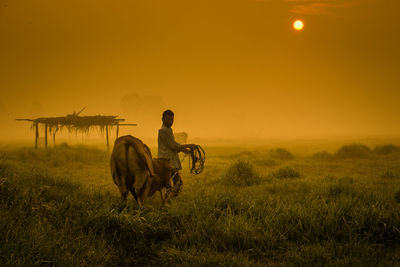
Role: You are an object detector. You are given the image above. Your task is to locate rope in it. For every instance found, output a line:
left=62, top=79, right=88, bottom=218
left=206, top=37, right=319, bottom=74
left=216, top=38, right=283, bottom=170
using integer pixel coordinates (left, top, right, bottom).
left=181, top=145, right=206, bottom=174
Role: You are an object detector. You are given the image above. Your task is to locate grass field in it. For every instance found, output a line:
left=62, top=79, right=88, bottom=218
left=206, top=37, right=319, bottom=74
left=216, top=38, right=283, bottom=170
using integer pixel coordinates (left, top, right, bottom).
left=1, top=142, right=400, bottom=266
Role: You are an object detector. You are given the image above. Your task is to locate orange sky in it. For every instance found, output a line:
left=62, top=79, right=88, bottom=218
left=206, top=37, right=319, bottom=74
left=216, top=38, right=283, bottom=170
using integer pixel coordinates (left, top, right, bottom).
left=0, top=0, right=399, bottom=140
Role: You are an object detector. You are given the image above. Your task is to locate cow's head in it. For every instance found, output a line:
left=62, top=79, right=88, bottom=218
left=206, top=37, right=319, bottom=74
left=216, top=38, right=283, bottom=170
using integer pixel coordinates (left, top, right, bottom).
left=153, top=158, right=174, bottom=184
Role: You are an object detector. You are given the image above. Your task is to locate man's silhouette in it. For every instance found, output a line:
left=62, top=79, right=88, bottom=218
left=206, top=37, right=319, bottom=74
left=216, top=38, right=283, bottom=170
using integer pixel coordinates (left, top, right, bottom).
left=158, top=109, right=194, bottom=198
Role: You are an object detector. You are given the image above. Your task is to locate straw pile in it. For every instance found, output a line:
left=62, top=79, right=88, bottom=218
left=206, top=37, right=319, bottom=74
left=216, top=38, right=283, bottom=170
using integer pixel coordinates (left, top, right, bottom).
left=18, top=115, right=124, bottom=133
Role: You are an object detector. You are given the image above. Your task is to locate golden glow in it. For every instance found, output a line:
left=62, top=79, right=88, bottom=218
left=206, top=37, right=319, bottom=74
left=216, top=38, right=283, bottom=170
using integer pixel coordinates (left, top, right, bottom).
left=0, top=1, right=398, bottom=140
left=293, top=20, right=304, bottom=31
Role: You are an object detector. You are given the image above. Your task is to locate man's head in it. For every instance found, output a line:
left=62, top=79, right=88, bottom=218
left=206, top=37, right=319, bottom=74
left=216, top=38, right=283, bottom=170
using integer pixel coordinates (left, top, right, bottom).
left=162, top=109, right=174, bottom=128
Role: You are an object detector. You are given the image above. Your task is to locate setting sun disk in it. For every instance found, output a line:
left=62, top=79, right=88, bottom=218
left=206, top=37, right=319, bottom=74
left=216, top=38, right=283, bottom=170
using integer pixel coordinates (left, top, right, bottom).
left=293, top=20, right=304, bottom=31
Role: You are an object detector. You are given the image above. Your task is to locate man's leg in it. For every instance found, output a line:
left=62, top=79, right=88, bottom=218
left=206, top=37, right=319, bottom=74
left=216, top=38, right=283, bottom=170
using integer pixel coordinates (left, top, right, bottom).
left=169, top=171, right=183, bottom=198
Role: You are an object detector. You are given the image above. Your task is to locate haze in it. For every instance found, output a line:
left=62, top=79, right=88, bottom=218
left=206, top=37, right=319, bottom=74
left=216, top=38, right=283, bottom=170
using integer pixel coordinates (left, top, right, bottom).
left=1, top=0, right=399, bottom=142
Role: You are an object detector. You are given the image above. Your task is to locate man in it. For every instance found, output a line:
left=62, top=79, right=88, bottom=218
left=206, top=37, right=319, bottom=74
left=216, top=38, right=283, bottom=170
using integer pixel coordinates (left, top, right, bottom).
left=158, top=109, right=194, bottom=198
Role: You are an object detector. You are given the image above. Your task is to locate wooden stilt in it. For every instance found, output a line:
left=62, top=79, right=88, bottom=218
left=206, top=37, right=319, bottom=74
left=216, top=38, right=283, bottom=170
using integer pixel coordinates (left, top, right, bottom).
left=106, top=125, right=109, bottom=152
left=35, top=122, right=39, bottom=149
left=16, top=117, right=137, bottom=150
left=44, top=123, right=48, bottom=149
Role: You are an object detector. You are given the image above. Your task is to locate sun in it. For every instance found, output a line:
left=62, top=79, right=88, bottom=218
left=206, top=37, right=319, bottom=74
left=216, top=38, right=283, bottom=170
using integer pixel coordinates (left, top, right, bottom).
left=293, top=20, right=304, bottom=31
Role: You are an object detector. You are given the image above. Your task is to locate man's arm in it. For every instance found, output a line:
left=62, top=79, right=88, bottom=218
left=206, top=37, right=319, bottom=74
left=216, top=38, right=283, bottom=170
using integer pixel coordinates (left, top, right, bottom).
left=179, top=144, right=197, bottom=154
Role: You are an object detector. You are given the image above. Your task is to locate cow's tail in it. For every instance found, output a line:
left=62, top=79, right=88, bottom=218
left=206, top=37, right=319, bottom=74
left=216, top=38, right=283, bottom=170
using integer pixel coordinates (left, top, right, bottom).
left=125, top=143, right=138, bottom=201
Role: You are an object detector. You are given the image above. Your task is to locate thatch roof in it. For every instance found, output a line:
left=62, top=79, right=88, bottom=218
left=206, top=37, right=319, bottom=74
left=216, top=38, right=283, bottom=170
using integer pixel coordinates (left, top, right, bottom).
left=17, top=114, right=127, bottom=133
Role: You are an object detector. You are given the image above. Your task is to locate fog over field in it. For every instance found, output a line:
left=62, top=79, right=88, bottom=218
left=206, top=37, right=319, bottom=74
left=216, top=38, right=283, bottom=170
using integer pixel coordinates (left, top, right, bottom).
left=1, top=2, right=400, bottom=265
left=1, top=0, right=399, bottom=142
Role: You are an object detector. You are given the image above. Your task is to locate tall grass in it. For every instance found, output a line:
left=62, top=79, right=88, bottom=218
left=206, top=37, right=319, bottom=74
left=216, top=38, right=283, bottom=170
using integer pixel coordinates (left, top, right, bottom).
left=1, top=144, right=400, bottom=265
left=220, top=160, right=261, bottom=186
left=269, top=166, right=301, bottom=179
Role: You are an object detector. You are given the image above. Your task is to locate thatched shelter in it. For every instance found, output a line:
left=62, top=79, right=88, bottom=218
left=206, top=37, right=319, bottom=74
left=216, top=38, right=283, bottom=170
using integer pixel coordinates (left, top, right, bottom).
left=16, top=110, right=136, bottom=151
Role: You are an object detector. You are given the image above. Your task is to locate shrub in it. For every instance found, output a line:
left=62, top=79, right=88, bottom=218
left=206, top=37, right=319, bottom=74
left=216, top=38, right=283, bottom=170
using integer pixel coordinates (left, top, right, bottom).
left=270, top=166, right=301, bottom=179
left=373, top=144, right=400, bottom=155
left=221, top=160, right=261, bottom=187
left=334, top=144, right=371, bottom=159
left=269, top=148, right=294, bottom=160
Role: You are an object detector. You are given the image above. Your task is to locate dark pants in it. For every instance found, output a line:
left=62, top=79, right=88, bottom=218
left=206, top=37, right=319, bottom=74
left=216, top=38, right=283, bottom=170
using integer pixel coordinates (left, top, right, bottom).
left=169, top=170, right=183, bottom=197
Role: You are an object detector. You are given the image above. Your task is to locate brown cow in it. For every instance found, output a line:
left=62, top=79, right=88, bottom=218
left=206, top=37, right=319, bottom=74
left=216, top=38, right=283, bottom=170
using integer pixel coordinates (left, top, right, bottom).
left=110, top=135, right=173, bottom=207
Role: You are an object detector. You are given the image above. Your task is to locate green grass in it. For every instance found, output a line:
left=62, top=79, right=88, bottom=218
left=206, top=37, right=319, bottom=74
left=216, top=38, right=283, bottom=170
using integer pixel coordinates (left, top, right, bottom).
left=269, top=166, right=301, bottom=179
left=1, top=144, right=400, bottom=265
left=220, top=160, right=261, bottom=186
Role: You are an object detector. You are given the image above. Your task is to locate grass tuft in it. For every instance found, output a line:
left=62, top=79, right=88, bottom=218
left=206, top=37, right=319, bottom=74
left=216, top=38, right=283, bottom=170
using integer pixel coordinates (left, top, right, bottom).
left=373, top=144, right=400, bottom=155
left=221, top=160, right=261, bottom=186
left=334, top=144, right=371, bottom=159
left=270, top=166, right=301, bottom=179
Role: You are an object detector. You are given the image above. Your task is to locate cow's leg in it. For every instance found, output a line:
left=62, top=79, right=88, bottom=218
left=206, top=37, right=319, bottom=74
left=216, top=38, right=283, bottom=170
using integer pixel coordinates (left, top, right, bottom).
left=118, top=175, right=129, bottom=201
left=127, top=183, right=141, bottom=208
left=136, top=183, right=148, bottom=209
left=113, top=170, right=128, bottom=202
left=137, top=189, right=147, bottom=209
left=137, top=197, right=143, bottom=209
left=126, top=174, right=138, bottom=201
left=147, top=180, right=159, bottom=198
left=159, top=190, right=166, bottom=206
left=133, top=172, right=150, bottom=209
left=128, top=184, right=139, bottom=208
left=161, top=180, right=172, bottom=204
left=118, top=184, right=128, bottom=201
left=121, top=191, right=128, bottom=201
left=165, top=180, right=172, bottom=193
left=169, top=172, right=183, bottom=198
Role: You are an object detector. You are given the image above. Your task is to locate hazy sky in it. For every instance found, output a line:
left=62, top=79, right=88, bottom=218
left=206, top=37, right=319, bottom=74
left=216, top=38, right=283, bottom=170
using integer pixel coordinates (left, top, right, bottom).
left=1, top=0, right=399, bottom=140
